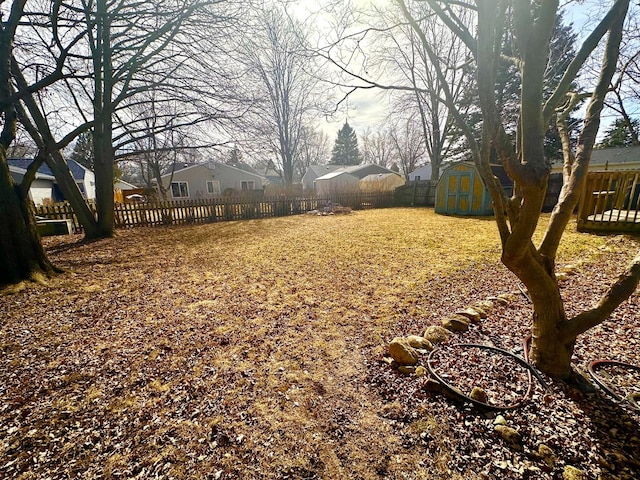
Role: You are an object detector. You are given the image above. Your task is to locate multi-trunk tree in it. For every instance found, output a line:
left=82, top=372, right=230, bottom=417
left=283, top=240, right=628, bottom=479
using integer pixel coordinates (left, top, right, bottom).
left=398, top=0, right=639, bottom=379
left=388, top=113, right=426, bottom=177
left=0, top=0, right=76, bottom=284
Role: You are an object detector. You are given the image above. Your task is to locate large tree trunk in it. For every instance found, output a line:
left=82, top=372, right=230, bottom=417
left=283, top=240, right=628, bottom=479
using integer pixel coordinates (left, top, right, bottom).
left=93, top=123, right=115, bottom=238
left=92, top=0, right=115, bottom=238
left=0, top=149, right=57, bottom=285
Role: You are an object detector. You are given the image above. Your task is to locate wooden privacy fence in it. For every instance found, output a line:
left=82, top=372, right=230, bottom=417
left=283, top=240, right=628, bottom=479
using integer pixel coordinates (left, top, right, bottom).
left=34, top=191, right=395, bottom=233
left=577, top=170, right=640, bottom=233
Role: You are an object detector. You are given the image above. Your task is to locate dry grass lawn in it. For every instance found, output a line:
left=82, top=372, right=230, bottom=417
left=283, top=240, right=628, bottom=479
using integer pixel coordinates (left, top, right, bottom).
left=1, top=208, right=638, bottom=479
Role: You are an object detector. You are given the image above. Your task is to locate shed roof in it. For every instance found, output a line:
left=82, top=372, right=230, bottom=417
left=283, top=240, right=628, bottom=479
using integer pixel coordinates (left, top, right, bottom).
left=440, top=161, right=513, bottom=187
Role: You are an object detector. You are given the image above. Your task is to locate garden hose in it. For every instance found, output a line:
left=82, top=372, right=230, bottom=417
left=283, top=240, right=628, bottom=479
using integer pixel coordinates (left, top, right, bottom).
left=588, top=359, right=640, bottom=410
left=426, top=342, right=549, bottom=411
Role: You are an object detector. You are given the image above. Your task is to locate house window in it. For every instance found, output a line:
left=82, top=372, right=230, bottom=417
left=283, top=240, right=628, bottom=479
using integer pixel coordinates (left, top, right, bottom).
left=171, top=181, right=189, bottom=198
left=241, top=181, right=255, bottom=191
left=206, top=180, right=221, bottom=195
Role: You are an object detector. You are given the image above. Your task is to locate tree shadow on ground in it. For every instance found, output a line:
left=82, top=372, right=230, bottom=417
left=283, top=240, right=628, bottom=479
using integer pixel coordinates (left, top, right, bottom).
left=564, top=382, right=640, bottom=478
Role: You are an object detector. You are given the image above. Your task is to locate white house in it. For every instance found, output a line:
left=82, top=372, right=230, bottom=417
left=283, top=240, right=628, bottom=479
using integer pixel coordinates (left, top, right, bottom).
left=68, top=160, right=96, bottom=200
left=158, top=161, right=265, bottom=200
left=9, top=165, right=56, bottom=205
left=8, top=158, right=96, bottom=204
left=408, top=165, right=433, bottom=181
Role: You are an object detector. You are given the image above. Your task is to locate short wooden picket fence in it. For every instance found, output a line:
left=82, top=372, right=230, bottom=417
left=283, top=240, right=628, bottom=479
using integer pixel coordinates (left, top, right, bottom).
left=34, top=192, right=395, bottom=233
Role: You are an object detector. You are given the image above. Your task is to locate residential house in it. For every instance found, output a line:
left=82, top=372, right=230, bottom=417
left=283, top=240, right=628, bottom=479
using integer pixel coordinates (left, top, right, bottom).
left=342, top=164, right=398, bottom=180
left=114, top=179, right=138, bottom=190
left=302, top=164, right=343, bottom=191
left=551, top=146, right=640, bottom=173
left=9, top=164, right=56, bottom=205
left=8, top=158, right=96, bottom=204
left=158, top=161, right=265, bottom=200
left=408, top=165, right=433, bottom=181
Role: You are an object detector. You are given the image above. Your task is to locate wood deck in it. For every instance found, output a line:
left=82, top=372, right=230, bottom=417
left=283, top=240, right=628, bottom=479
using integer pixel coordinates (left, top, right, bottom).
left=578, top=171, right=640, bottom=233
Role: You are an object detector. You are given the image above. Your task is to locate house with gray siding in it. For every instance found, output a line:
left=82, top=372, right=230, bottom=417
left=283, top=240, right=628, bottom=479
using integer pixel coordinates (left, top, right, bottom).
left=159, top=161, right=265, bottom=200
left=551, top=146, right=640, bottom=173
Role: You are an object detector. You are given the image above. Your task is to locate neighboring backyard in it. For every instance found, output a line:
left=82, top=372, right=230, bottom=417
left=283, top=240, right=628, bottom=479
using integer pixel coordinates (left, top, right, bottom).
left=1, top=208, right=639, bottom=479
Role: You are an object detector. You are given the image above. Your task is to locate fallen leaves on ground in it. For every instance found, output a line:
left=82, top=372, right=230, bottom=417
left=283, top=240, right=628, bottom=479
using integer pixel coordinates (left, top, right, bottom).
left=0, top=208, right=638, bottom=479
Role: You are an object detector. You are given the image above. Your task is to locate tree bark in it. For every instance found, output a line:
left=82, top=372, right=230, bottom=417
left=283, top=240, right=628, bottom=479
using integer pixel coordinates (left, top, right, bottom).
left=0, top=148, right=57, bottom=285
left=0, top=0, right=58, bottom=285
left=92, top=0, right=115, bottom=238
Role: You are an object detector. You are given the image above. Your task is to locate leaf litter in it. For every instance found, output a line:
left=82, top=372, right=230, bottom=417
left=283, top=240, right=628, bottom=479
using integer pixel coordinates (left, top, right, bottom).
left=0, top=209, right=639, bottom=479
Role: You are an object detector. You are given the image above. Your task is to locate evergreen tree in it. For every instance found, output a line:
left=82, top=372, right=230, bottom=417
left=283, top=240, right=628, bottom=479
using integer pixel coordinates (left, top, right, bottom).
left=597, top=118, right=640, bottom=148
left=227, top=146, right=243, bottom=165
left=330, top=121, right=362, bottom=165
left=70, top=131, right=94, bottom=170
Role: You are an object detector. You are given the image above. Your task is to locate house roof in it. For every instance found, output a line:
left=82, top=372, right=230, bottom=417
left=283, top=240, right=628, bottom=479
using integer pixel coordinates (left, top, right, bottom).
left=7, top=158, right=89, bottom=181
left=304, top=164, right=343, bottom=178
left=341, top=164, right=398, bottom=179
left=315, top=170, right=359, bottom=181
left=231, top=162, right=260, bottom=175
left=589, top=146, right=640, bottom=168
left=9, top=164, right=55, bottom=181
left=160, top=160, right=265, bottom=181
left=114, top=179, right=138, bottom=189
left=360, top=173, right=403, bottom=182
left=409, top=165, right=432, bottom=174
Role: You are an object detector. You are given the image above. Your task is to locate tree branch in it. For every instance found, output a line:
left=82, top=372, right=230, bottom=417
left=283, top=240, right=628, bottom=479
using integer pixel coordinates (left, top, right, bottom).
left=564, top=251, right=640, bottom=339
left=543, top=0, right=630, bottom=123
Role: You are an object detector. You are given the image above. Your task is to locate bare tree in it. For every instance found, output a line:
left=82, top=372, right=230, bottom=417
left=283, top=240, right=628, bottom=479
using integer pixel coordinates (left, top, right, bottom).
left=360, top=127, right=397, bottom=168
left=398, top=0, right=638, bottom=379
left=602, top=7, right=640, bottom=145
left=241, top=4, right=323, bottom=185
left=0, top=0, right=85, bottom=284
left=388, top=114, right=426, bottom=178
left=381, top=4, right=472, bottom=180
left=316, top=1, right=472, bottom=180
left=294, top=125, right=330, bottom=179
